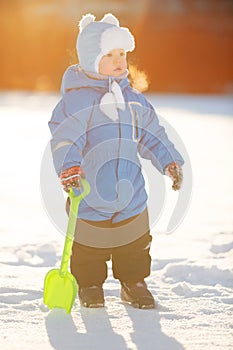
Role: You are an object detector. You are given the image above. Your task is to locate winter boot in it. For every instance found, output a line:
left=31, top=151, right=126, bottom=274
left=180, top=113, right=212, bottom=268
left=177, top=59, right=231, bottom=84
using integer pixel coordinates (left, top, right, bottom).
left=121, top=281, right=155, bottom=309
left=78, top=285, right=105, bottom=308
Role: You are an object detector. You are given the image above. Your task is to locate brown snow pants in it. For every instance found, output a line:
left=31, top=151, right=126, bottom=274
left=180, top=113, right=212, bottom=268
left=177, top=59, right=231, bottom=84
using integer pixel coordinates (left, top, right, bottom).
left=67, top=205, right=153, bottom=287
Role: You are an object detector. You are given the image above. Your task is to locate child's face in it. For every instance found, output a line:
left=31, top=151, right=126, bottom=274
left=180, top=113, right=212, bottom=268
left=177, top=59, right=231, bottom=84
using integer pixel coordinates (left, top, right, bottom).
left=99, top=49, right=127, bottom=77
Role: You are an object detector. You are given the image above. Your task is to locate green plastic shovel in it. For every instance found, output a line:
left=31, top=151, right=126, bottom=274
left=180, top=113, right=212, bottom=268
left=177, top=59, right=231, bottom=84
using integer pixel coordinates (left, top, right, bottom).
left=43, top=179, right=90, bottom=313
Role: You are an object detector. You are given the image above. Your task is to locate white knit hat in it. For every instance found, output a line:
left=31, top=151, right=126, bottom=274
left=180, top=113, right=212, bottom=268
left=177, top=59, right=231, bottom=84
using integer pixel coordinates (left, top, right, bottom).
left=77, top=13, right=135, bottom=73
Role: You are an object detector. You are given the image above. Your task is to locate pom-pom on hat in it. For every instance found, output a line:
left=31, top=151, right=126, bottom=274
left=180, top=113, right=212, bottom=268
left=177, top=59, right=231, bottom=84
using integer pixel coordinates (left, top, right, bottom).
left=77, top=13, right=135, bottom=73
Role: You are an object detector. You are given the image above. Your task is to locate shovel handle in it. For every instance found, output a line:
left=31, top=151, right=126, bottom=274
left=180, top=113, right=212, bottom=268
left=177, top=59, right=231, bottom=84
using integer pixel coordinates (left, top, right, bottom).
left=60, top=179, right=90, bottom=275
left=69, top=178, right=90, bottom=204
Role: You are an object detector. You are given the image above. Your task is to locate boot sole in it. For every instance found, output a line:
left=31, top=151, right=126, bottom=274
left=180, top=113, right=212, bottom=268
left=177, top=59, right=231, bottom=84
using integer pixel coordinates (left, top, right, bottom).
left=80, top=301, right=105, bottom=308
left=122, top=298, right=155, bottom=309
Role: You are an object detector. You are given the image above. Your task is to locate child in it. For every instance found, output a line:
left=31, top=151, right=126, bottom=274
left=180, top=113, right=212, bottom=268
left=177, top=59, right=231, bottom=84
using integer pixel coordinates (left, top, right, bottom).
left=49, top=13, right=184, bottom=309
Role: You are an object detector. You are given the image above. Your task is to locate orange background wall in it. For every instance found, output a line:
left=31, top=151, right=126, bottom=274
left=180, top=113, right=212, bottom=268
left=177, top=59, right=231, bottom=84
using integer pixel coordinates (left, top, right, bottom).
left=0, top=0, right=232, bottom=93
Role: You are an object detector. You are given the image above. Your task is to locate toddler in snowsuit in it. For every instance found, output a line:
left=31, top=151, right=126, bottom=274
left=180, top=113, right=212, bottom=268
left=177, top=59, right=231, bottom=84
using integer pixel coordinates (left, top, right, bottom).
left=49, top=13, right=184, bottom=309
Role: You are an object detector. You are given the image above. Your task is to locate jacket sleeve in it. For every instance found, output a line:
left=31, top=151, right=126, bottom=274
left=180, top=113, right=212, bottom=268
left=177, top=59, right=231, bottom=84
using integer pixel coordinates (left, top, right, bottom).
left=48, top=93, right=90, bottom=176
left=138, top=103, right=184, bottom=174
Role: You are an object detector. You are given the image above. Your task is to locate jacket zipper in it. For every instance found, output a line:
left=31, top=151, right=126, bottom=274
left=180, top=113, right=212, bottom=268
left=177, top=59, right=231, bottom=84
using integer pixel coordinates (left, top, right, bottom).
left=135, top=110, right=139, bottom=140
left=116, top=117, right=121, bottom=202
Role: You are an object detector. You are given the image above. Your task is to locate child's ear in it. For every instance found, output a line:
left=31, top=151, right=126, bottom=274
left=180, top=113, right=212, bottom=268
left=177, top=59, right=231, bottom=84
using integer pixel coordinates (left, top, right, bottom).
left=101, top=13, right=119, bottom=26
left=78, top=14, right=95, bottom=32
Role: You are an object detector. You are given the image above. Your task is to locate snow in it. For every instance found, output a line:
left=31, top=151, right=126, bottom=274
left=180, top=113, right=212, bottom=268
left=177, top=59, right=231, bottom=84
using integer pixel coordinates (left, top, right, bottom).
left=0, top=91, right=233, bottom=349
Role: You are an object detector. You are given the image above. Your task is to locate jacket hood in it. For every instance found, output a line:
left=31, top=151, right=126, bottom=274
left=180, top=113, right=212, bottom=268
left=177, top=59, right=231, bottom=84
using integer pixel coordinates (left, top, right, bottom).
left=61, top=64, right=130, bottom=96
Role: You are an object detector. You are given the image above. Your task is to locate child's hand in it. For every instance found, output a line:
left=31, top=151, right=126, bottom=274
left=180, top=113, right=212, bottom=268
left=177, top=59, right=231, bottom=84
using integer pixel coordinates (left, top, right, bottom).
left=164, top=162, right=183, bottom=191
left=60, top=166, right=85, bottom=192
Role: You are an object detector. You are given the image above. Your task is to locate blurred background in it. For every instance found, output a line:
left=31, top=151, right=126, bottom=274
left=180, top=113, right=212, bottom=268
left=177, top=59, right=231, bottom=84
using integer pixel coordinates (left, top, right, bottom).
left=0, top=0, right=233, bottom=93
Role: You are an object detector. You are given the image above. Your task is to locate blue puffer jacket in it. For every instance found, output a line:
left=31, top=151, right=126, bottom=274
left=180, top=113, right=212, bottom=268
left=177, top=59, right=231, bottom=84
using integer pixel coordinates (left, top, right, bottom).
left=49, top=65, right=184, bottom=222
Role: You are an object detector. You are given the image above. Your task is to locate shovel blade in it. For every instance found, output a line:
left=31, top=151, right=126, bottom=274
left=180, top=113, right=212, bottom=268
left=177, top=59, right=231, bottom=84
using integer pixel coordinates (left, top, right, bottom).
left=43, top=268, right=78, bottom=314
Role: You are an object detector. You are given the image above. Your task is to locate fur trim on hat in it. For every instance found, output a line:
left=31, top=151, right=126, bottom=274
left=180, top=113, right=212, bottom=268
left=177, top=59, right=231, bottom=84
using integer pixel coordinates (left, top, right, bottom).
left=100, top=26, right=135, bottom=54
left=94, top=26, right=135, bottom=72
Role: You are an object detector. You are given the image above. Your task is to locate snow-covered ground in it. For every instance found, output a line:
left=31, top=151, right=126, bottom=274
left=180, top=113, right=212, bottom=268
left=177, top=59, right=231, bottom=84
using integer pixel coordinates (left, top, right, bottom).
left=0, top=92, right=232, bottom=350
